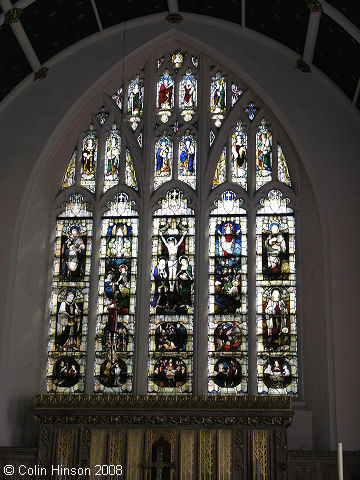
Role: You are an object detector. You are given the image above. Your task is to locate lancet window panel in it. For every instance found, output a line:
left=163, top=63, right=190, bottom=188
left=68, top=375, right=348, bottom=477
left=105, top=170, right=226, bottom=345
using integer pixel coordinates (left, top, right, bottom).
left=46, top=194, right=93, bottom=393
left=255, top=190, right=298, bottom=395
left=149, top=189, right=195, bottom=394
left=94, top=193, right=139, bottom=394
left=208, top=191, right=248, bottom=394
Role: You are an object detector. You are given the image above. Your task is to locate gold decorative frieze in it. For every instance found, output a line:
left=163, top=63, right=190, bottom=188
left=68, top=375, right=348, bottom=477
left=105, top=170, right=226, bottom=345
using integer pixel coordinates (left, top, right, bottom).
left=180, top=430, right=195, bottom=479
left=166, top=13, right=183, bottom=24
left=34, top=414, right=292, bottom=427
left=218, top=430, right=232, bottom=480
left=252, top=430, right=268, bottom=480
left=56, top=428, right=75, bottom=471
left=89, top=430, right=107, bottom=480
left=34, top=67, right=49, bottom=81
left=200, top=430, right=214, bottom=479
left=34, top=394, right=291, bottom=410
left=4, top=7, right=22, bottom=24
left=127, top=430, right=143, bottom=480
left=306, top=0, right=323, bottom=12
left=296, top=59, right=312, bottom=74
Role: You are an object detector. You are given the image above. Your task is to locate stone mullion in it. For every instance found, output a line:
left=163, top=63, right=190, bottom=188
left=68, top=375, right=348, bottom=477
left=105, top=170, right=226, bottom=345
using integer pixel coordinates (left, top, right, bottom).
left=248, top=119, right=257, bottom=395
left=84, top=203, right=101, bottom=394
left=196, top=52, right=210, bottom=396
left=133, top=57, right=153, bottom=394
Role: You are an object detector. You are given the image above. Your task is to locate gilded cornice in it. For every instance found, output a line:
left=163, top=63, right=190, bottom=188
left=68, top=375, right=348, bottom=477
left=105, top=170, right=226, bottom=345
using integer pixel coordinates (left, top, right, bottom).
left=33, top=395, right=293, bottom=427
left=34, top=394, right=291, bottom=410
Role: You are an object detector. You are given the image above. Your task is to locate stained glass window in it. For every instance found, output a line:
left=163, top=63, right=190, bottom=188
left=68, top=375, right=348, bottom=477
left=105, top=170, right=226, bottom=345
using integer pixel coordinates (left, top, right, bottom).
left=125, top=149, right=138, bottom=191
left=95, top=193, right=138, bottom=393
left=154, top=133, right=173, bottom=190
left=179, top=69, right=197, bottom=122
left=230, top=121, right=247, bottom=189
left=149, top=190, right=195, bottom=394
left=245, top=101, right=257, bottom=121
left=170, top=49, right=184, bottom=71
left=80, top=124, right=97, bottom=193
left=178, top=132, right=196, bottom=189
left=62, top=150, right=76, bottom=190
left=157, top=70, right=174, bottom=123
left=213, top=147, right=226, bottom=189
left=104, top=125, right=120, bottom=193
left=208, top=191, right=248, bottom=394
left=47, top=194, right=93, bottom=393
left=127, top=75, right=144, bottom=131
left=112, top=87, right=123, bottom=110
left=96, top=106, right=109, bottom=126
left=231, top=83, right=242, bottom=106
left=256, top=119, right=272, bottom=190
left=278, top=145, right=291, bottom=186
left=53, top=50, right=299, bottom=399
left=137, top=133, right=143, bottom=148
left=256, top=190, right=297, bottom=394
left=210, top=72, right=226, bottom=127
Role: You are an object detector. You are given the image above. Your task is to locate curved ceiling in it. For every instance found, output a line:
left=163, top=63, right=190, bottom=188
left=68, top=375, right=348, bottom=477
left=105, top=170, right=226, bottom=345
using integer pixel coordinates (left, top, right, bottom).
left=0, top=0, right=359, bottom=110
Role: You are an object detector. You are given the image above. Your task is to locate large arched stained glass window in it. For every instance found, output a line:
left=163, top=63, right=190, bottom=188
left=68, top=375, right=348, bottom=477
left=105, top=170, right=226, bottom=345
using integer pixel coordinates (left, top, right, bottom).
left=50, top=45, right=299, bottom=398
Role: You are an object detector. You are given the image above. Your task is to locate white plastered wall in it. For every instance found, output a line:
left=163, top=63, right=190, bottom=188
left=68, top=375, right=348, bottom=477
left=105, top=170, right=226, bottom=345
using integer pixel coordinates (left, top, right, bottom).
left=0, top=14, right=359, bottom=450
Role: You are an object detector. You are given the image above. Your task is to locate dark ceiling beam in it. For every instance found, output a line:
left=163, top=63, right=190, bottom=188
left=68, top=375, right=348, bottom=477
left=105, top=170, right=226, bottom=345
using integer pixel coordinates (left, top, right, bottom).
left=0, top=0, right=43, bottom=76
left=322, top=1, right=360, bottom=43
left=303, top=8, right=321, bottom=66
left=90, top=0, right=103, bottom=32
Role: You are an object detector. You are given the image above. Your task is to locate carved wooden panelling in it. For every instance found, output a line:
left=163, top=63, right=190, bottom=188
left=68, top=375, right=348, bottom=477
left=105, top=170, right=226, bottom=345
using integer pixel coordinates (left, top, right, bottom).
left=180, top=430, right=196, bottom=480
left=218, top=429, right=232, bottom=480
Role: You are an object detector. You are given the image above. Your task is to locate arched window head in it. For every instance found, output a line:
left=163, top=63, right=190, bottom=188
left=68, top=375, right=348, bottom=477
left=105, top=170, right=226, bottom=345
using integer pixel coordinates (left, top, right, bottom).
left=50, top=45, right=298, bottom=398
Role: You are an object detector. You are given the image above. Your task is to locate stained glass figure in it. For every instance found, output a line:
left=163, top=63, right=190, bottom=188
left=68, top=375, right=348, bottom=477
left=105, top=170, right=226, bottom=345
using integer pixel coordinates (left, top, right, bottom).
left=104, top=125, right=120, bottom=193
left=245, top=101, right=257, bottom=121
left=213, top=147, right=226, bottom=189
left=214, top=357, right=242, bottom=388
left=125, top=149, right=138, bottom=191
left=154, top=134, right=173, bottom=190
left=47, top=194, right=92, bottom=393
left=157, top=70, right=174, bottom=123
left=157, top=56, right=165, bottom=69
left=127, top=75, right=144, bottom=131
left=210, top=72, right=226, bottom=127
left=231, top=83, right=242, bottom=106
left=191, top=56, right=198, bottom=68
left=149, top=190, right=195, bottom=394
left=155, top=322, right=188, bottom=351
left=96, top=106, right=109, bottom=126
left=172, top=121, right=179, bottom=133
left=170, top=49, right=184, bottom=71
left=137, top=132, right=143, bottom=148
left=256, top=119, right=272, bottom=189
left=214, top=322, right=242, bottom=351
left=231, top=121, right=247, bottom=189
left=256, top=190, right=297, bottom=395
left=80, top=124, right=98, bottom=193
left=209, top=191, right=248, bottom=394
left=55, top=287, right=83, bottom=350
left=179, top=69, right=197, bottom=122
left=95, top=193, right=138, bottom=393
left=178, top=132, right=196, bottom=189
left=210, top=130, right=215, bottom=147
left=278, top=145, right=291, bottom=186
left=111, top=87, right=122, bottom=110
left=62, top=150, right=76, bottom=189
left=153, top=357, right=187, bottom=387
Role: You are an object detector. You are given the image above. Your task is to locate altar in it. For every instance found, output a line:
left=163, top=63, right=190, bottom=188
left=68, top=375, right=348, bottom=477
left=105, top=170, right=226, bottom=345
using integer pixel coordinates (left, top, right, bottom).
left=33, top=395, right=292, bottom=479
